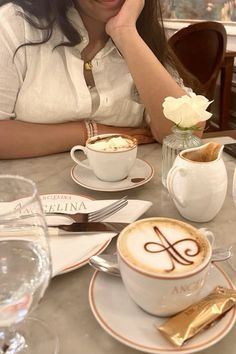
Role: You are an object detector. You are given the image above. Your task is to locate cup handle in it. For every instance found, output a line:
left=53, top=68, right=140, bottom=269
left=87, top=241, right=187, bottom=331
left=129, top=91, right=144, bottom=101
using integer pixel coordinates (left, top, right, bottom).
left=166, top=166, right=187, bottom=208
left=199, top=228, right=215, bottom=247
left=70, top=145, right=92, bottom=170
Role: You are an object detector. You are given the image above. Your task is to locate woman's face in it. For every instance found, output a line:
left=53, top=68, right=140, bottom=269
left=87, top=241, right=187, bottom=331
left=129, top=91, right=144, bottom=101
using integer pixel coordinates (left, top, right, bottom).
left=75, top=0, right=125, bottom=24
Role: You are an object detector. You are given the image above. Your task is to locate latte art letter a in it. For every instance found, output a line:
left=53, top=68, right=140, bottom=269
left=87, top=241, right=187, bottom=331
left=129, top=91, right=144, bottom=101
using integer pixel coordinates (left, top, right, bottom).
left=144, top=227, right=201, bottom=273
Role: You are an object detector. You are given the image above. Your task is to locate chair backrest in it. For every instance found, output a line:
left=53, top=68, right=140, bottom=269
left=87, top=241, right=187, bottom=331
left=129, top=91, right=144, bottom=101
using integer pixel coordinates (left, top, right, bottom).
left=168, top=21, right=227, bottom=100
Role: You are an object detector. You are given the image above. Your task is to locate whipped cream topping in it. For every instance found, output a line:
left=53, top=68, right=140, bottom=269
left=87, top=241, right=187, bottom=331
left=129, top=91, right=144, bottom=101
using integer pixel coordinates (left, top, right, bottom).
left=90, top=136, right=133, bottom=152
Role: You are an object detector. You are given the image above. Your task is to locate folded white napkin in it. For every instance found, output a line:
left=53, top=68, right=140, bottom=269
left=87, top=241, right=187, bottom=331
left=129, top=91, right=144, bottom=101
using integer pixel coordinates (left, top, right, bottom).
left=47, top=198, right=152, bottom=276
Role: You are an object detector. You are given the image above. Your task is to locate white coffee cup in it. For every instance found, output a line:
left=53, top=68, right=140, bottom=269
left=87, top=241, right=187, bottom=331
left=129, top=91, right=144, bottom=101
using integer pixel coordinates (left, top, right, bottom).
left=117, top=217, right=213, bottom=317
left=70, top=134, right=137, bottom=182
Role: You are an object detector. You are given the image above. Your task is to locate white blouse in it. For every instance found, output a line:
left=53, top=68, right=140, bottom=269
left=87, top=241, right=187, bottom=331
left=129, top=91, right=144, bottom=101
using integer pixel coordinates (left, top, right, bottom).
left=0, top=4, right=190, bottom=127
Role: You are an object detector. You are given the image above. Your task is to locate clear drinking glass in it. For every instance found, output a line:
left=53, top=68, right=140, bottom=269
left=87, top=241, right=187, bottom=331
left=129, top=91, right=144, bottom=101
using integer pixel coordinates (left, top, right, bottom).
left=161, top=126, right=202, bottom=188
left=227, top=165, right=236, bottom=272
left=0, top=175, right=58, bottom=354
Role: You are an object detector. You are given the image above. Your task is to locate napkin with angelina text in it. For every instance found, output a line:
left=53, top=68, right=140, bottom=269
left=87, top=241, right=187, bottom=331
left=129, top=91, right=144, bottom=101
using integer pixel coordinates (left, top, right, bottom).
left=40, top=194, right=152, bottom=276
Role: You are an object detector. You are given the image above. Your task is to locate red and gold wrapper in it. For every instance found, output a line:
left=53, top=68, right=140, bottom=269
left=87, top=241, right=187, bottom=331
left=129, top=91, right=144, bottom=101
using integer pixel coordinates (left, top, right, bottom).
left=158, top=286, right=236, bottom=347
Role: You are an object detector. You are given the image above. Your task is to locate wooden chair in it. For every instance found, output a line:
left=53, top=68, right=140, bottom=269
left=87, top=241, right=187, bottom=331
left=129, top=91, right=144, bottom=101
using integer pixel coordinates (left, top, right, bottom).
left=219, top=50, right=236, bottom=130
left=168, top=21, right=227, bottom=129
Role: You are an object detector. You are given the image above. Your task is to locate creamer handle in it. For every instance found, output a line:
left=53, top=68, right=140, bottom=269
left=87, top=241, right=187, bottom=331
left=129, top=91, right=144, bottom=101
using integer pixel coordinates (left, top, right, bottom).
left=70, top=145, right=92, bottom=170
left=167, top=166, right=187, bottom=208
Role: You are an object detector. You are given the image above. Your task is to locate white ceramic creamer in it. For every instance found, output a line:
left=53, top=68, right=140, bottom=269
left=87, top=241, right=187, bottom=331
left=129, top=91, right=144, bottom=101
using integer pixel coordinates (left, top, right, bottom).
left=167, top=142, right=227, bottom=222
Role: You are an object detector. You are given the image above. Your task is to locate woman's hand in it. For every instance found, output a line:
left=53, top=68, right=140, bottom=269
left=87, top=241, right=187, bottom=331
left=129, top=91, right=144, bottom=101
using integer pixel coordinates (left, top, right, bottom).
left=106, top=0, right=144, bottom=39
left=122, top=127, right=156, bottom=145
left=97, top=123, right=156, bottom=145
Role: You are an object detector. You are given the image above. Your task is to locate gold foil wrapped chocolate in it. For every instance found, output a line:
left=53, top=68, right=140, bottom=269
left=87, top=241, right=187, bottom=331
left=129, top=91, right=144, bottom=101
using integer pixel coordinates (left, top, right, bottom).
left=158, top=286, right=236, bottom=347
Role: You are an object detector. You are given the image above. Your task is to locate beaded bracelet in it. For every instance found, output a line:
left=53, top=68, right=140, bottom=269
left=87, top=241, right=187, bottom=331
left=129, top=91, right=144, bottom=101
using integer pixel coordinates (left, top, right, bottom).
left=84, top=120, right=98, bottom=140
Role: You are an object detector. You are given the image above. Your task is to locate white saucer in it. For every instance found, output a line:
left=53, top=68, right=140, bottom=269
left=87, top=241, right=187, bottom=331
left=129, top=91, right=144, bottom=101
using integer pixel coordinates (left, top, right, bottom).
left=71, top=158, right=154, bottom=192
left=89, top=264, right=236, bottom=354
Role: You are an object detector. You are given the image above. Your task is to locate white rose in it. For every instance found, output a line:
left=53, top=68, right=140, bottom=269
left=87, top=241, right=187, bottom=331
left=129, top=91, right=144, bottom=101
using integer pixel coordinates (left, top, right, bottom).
left=162, top=93, right=213, bottom=128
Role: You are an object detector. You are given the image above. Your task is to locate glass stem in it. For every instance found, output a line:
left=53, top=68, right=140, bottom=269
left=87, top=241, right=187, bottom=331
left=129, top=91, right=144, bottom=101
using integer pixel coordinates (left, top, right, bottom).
left=0, top=327, right=25, bottom=354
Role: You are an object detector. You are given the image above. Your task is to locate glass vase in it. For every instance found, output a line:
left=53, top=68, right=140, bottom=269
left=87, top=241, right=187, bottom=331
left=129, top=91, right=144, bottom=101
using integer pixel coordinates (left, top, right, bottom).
left=161, top=126, right=202, bottom=188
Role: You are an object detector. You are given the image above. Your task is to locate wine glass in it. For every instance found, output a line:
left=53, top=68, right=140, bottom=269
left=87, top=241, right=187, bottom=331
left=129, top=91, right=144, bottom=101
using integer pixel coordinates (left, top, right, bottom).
left=0, top=175, right=58, bottom=354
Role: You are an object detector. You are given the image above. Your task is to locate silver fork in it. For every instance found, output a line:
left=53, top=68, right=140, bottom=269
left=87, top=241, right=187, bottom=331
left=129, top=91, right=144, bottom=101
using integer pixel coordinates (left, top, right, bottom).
left=45, top=196, right=128, bottom=223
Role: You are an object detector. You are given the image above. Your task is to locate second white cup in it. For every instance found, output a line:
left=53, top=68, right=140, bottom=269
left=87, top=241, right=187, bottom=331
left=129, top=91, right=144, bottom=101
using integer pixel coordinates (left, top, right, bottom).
left=70, top=134, right=137, bottom=182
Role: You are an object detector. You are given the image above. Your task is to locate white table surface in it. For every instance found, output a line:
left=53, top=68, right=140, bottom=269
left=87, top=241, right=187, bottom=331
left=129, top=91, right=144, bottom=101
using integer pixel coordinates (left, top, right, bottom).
left=1, top=137, right=236, bottom=354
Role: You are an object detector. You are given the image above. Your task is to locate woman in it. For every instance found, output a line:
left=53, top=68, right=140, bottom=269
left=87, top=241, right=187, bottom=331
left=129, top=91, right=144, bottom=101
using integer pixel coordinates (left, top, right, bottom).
left=0, top=0, right=190, bottom=159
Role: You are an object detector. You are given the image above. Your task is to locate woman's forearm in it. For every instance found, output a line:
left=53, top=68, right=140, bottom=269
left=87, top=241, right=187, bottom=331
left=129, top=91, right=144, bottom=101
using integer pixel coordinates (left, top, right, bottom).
left=0, top=120, right=88, bottom=159
left=0, top=119, right=157, bottom=159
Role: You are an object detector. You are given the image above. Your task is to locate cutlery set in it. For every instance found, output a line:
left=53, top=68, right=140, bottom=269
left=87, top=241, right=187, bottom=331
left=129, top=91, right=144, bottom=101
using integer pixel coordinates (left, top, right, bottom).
left=45, top=196, right=128, bottom=223
left=46, top=196, right=129, bottom=236
left=48, top=222, right=128, bottom=235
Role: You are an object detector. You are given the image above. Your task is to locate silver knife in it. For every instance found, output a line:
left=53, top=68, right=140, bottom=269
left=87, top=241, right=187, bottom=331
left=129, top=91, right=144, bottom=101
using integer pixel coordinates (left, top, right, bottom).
left=47, top=222, right=129, bottom=236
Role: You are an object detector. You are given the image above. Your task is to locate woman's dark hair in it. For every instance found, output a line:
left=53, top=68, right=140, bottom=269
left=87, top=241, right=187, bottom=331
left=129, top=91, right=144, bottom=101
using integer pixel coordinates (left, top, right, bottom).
left=0, top=1, right=166, bottom=55
left=0, top=0, right=198, bottom=88
left=137, top=1, right=199, bottom=90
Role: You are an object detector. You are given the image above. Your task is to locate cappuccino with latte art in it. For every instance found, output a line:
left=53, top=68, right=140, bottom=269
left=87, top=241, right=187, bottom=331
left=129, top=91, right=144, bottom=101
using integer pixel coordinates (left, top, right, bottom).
left=118, top=218, right=209, bottom=277
left=117, top=218, right=212, bottom=316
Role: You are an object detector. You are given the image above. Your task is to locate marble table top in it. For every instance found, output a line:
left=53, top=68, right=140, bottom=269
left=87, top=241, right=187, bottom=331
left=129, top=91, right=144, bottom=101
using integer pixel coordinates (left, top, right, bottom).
left=1, top=135, right=236, bottom=354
